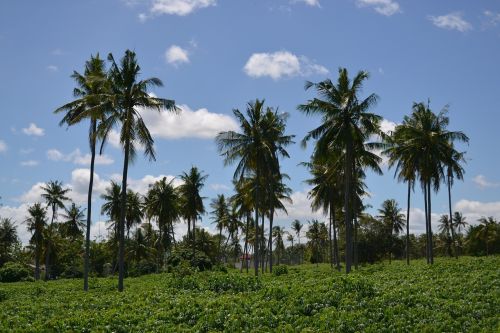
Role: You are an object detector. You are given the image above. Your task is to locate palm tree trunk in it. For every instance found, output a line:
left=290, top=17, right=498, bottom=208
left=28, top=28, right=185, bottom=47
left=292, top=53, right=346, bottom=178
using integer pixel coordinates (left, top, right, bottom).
left=329, top=201, right=333, bottom=269
left=261, top=213, right=265, bottom=273
left=332, top=205, right=340, bottom=271
left=447, top=177, right=458, bottom=259
left=427, top=181, right=434, bottom=264
left=242, top=212, right=249, bottom=273
left=254, top=173, right=259, bottom=276
left=187, top=217, right=191, bottom=242
left=218, top=226, right=222, bottom=260
left=35, top=246, right=40, bottom=280
left=45, top=208, right=55, bottom=281
left=354, top=216, right=359, bottom=269
left=118, top=135, right=130, bottom=292
left=268, top=207, right=274, bottom=273
left=344, top=140, right=353, bottom=274
left=192, top=218, right=196, bottom=259
left=424, top=182, right=430, bottom=264
left=406, top=181, right=411, bottom=265
left=84, top=120, right=97, bottom=291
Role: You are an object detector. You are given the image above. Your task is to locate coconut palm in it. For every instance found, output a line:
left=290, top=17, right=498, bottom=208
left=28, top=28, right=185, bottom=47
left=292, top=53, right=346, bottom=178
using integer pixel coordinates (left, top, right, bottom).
left=60, top=203, right=86, bottom=241
left=125, top=190, right=144, bottom=239
left=101, top=181, right=122, bottom=238
left=210, top=194, right=230, bottom=258
left=476, top=217, right=497, bottom=256
left=272, top=226, right=286, bottom=265
left=178, top=166, right=207, bottom=258
left=216, top=99, right=294, bottom=276
left=377, top=199, right=405, bottom=263
left=453, top=212, right=468, bottom=234
left=103, top=50, right=178, bottom=291
left=231, top=177, right=254, bottom=272
left=0, top=218, right=19, bottom=266
left=41, top=180, right=70, bottom=280
left=438, top=215, right=453, bottom=256
left=25, top=203, right=48, bottom=280
left=400, top=102, right=469, bottom=264
left=291, top=219, right=303, bottom=264
left=299, top=68, right=383, bottom=273
left=54, top=54, right=110, bottom=291
left=144, top=177, right=180, bottom=267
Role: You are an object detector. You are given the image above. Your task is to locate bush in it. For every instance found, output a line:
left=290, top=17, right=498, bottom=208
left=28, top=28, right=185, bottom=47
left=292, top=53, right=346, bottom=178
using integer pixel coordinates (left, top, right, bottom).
left=128, top=260, right=157, bottom=277
left=273, top=265, right=288, bottom=276
left=167, top=247, right=213, bottom=271
left=0, top=262, right=31, bottom=282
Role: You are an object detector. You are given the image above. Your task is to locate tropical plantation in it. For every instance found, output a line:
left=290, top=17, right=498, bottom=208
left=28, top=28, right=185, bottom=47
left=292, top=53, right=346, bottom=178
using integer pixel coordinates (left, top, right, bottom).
left=0, top=50, right=499, bottom=332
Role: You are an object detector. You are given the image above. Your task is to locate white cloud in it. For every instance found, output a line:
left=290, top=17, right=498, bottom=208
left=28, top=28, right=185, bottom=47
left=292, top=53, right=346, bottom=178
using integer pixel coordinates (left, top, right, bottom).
left=276, top=190, right=323, bottom=222
left=0, top=203, right=33, bottom=244
left=109, top=173, right=181, bottom=195
left=90, top=221, right=108, bottom=242
left=138, top=13, right=148, bottom=22
left=210, top=183, right=230, bottom=192
left=47, top=65, right=59, bottom=72
left=473, top=175, right=500, bottom=189
left=428, top=12, right=472, bottom=32
left=244, top=51, right=328, bottom=80
left=356, top=0, right=401, bottom=16
left=150, top=0, right=216, bottom=16
left=455, top=200, right=500, bottom=223
left=165, top=45, right=189, bottom=66
left=20, top=160, right=39, bottom=167
left=293, top=0, right=320, bottom=7
left=138, top=104, right=238, bottom=139
left=47, top=148, right=114, bottom=166
left=22, top=123, right=45, bottom=136
left=380, top=119, right=397, bottom=135
left=0, top=140, right=7, bottom=153
left=483, top=10, right=500, bottom=28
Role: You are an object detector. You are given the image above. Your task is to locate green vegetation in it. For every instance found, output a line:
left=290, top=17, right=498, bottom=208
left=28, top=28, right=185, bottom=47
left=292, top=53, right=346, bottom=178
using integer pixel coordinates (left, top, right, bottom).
left=0, top=257, right=498, bottom=332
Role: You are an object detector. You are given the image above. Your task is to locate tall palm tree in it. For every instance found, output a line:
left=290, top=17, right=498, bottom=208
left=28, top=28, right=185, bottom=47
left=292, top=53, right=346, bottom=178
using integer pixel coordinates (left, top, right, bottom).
left=377, top=199, right=405, bottom=263
left=25, top=203, right=47, bottom=280
left=299, top=68, right=383, bottom=273
left=178, top=166, right=207, bottom=258
left=438, top=215, right=453, bottom=256
left=103, top=50, right=178, bottom=291
left=216, top=99, right=293, bottom=275
left=41, top=180, right=70, bottom=280
left=60, top=203, right=86, bottom=241
left=0, top=218, right=18, bottom=266
left=399, top=102, right=468, bottom=264
left=291, top=219, right=303, bottom=264
left=231, top=177, right=254, bottom=273
left=272, top=226, right=286, bottom=265
left=54, top=54, right=110, bottom=291
left=210, top=194, right=230, bottom=259
left=144, top=177, right=180, bottom=268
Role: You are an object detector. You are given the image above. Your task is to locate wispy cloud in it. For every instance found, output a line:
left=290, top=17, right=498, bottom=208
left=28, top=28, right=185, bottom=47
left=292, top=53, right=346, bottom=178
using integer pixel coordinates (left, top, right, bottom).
left=149, top=0, right=216, bottom=17
left=483, top=10, right=500, bottom=28
left=165, top=45, right=190, bottom=66
left=244, top=51, right=328, bottom=80
left=292, top=0, right=320, bottom=8
left=46, top=65, right=59, bottom=72
left=428, top=12, right=472, bottom=32
left=473, top=175, right=500, bottom=189
left=0, top=140, right=7, bottom=153
left=356, top=0, right=401, bottom=16
left=20, top=160, right=39, bottom=167
left=22, top=123, right=45, bottom=137
left=47, top=148, right=114, bottom=165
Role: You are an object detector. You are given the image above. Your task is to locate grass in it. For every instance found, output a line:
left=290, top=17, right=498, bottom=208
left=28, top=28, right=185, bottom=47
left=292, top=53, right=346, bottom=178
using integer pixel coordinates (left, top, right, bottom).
left=0, top=256, right=499, bottom=332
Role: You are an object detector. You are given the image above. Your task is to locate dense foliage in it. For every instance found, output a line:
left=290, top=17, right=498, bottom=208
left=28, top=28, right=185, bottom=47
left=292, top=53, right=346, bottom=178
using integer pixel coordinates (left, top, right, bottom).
left=0, top=257, right=498, bottom=332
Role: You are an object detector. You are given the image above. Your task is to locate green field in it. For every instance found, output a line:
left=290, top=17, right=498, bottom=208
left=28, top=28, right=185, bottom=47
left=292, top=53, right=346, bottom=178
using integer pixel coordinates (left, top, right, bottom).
left=0, top=257, right=499, bottom=332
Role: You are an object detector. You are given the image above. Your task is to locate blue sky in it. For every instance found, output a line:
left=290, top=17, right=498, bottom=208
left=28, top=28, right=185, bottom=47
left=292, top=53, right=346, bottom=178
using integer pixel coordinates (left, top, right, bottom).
left=1, top=0, right=499, bottom=243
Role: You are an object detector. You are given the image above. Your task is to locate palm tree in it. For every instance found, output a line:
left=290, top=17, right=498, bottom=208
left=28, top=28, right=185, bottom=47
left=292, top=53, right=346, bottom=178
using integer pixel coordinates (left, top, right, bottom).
left=210, top=194, right=230, bottom=259
left=41, top=180, right=70, bottom=280
left=178, top=166, right=207, bottom=258
left=377, top=199, right=405, bottom=263
left=438, top=215, right=453, bottom=256
left=400, top=102, right=468, bottom=264
left=103, top=50, right=178, bottom=291
left=25, top=203, right=47, bottom=280
left=299, top=68, right=383, bottom=273
left=144, top=177, right=180, bottom=268
left=101, top=181, right=123, bottom=238
left=291, top=219, right=303, bottom=264
left=272, top=226, right=286, bottom=265
left=216, top=99, right=294, bottom=275
left=60, top=203, right=86, bottom=241
left=54, top=54, right=110, bottom=291
left=476, top=217, right=497, bottom=256
left=453, top=212, right=468, bottom=234
left=0, top=218, right=19, bottom=266
left=231, top=177, right=254, bottom=272
left=125, top=190, right=144, bottom=239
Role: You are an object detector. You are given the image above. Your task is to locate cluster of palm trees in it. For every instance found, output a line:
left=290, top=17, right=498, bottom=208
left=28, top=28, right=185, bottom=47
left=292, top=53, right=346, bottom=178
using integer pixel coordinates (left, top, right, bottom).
left=55, top=50, right=177, bottom=291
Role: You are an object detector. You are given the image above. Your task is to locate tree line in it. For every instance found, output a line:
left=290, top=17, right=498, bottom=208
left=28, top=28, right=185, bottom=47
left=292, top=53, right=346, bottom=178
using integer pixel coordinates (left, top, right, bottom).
left=1, top=50, right=498, bottom=291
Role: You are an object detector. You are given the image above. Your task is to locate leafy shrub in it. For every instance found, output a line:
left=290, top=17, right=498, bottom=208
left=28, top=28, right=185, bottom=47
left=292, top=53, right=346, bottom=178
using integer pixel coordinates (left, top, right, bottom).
left=0, top=262, right=30, bottom=282
left=273, top=265, right=288, bottom=276
left=60, top=265, right=83, bottom=279
left=167, top=247, right=213, bottom=271
left=206, top=274, right=262, bottom=293
left=128, top=260, right=157, bottom=277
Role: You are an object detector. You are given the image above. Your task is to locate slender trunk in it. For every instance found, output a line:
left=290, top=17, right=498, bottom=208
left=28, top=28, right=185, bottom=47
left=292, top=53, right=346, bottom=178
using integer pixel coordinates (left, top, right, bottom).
left=83, top=120, right=96, bottom=291
left=35, top=245, right=40, bottom=280
left=45, top=208, right=55, bottom=281
left=389, top=227, right=392, bottom=264
left=158, top=223, right=163, bottom=270
left=344, top=140, right=353, bottom=274
left=447, top=177, right=458, bottom=259
left=329, top=201, right=333, bottom=269
left=218, top=226, right=223, bottom=260
left=332, top=206, right=340, bottom=271
left=406, top=181, right=411, bottom=265
left=192, top=218, right=196, bottom=259
left=424, top=182, right=429, bottom=264
left=253, top=174, right=259, bottom=276
left=187, top=217, right=191, bottom=242
left=427, top=181, right=434, bottom=264
left=118, top=135, right=130, bottom=292
left=242, top=212, right=249, bottom=273
left=354, top=216, right=358, bottom=269
left=268, top=207, right=274, bottom=273
left=261, top=213, right=265, bottom=273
